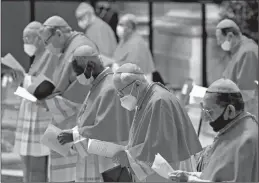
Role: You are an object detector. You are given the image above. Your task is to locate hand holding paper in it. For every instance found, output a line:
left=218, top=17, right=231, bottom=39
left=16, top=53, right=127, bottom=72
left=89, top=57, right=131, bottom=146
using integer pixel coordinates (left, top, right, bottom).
left=88, top=139, right=125, bottom=158
left=1, top=53, right=25, bottom=74
left=151, top=153, right=174, bottom=179
left=41, top=124, right=73, bottom=157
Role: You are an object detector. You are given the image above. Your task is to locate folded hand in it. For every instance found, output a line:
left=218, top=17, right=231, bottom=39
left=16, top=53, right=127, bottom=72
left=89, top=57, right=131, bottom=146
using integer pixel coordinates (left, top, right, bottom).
left=112, top=150, right=130, bottom=168
left=57, top=131, right=73, bottom=145
left=168, top=170, right=189, bottom=182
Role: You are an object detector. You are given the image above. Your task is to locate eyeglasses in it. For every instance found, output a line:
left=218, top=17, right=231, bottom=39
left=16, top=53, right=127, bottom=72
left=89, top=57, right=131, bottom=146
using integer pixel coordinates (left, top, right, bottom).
left=200, top=102, right=213, bottom=115
left=116, top=81, right=135, bottom=98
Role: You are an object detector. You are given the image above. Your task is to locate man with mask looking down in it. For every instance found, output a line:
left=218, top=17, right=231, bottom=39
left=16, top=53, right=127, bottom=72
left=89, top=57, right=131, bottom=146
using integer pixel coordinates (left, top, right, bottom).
left=75, top=2, right=117, bottom=58
left=216, top=19, right=258, bottom=119
left=111, top=63, right=202, bottom=182
left=38, top=15, right=98, bottom=182
left=57, top=45, right=134, bottom=182
left=169, top=78, right=258, bottom=182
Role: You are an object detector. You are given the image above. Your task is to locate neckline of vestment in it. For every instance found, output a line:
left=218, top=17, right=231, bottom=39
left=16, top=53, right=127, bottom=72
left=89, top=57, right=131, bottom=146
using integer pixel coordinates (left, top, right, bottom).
left=127, top=83, right=170, bottom=147
left=214, top=112, right=257, bottom=142
left=136, top=82, right=171, bottom=111
left=62, top=31, right=84, bottom=53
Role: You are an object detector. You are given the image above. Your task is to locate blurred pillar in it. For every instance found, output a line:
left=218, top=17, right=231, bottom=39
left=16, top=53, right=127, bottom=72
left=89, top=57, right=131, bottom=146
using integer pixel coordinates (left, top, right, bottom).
left=29, top=0, right=35, bottom=66
left=201, top=2, right=207, bottom=87
left=148, top=1, right=153, bottom=56
left=153, top=3, right=224, bottom=88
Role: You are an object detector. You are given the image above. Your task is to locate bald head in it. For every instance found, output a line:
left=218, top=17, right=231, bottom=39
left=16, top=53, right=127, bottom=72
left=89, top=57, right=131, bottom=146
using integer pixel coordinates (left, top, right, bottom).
left=113, top=63, right=146, bottom=92
left=73, top=45, right=100, bottom=62
left=43, top=16, right=70, bottom=28
left=23, top=21, right=43, bottom=38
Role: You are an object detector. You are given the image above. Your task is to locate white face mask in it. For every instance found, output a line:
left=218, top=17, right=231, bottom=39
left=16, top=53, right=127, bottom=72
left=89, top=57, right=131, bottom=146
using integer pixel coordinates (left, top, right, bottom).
left=24, top=44, right=36, bottom=56
left=78, top=19, right=89, bottom=30
left=120, top=83, right=138, bottom=111
left=76, top=71, right=94, bottom=85
left=46, top=43, right=61, bottom=55
left=221, top=41, right=231, bottom=51
left=116, top=25, right=125, bottom=38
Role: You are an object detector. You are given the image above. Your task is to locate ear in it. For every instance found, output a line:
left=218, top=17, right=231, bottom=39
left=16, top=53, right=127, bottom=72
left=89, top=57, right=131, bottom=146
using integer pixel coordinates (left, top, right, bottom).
left=87, top=60, right=95, bottom=70
left=135, top=80, right=142, bottom=87
left=56, top=29, right=62, bottom=37
left=224, top=105, right=236, bottom=120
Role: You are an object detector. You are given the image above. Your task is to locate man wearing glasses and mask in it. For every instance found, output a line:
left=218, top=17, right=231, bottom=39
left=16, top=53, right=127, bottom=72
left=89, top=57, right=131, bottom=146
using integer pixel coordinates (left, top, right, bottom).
left=38, top=15, right=98, bottom=182
left=169, top=78, right=258, bottom=182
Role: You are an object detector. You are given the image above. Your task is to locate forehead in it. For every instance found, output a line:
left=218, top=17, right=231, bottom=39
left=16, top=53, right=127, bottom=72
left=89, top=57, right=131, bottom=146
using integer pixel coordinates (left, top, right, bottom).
left=202, top=93, right=218, bottom=108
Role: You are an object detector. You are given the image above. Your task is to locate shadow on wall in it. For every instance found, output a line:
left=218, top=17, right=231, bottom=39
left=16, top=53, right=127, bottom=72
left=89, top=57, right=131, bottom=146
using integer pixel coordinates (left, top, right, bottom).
left=1, top=1, right=91, bottom=72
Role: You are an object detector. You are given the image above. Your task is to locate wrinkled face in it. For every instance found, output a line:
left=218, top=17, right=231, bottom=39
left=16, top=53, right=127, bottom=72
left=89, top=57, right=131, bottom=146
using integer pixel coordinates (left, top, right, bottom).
left=200, top=93, right=225, bottom=123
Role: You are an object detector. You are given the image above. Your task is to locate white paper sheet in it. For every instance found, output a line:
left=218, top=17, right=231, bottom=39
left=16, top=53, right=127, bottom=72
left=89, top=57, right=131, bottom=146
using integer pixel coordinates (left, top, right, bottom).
left=41, top=124, right=73, bottom=157
left=1, top=53, right=25, bottom=74
left=189, top=84, right=208, bottom=104
left=14, top=86, right=37, bottom=102
left=87, top=139, right=125, bottom=158
left=151, top=153, right=174, bottom=179
left=181, top=84, right=188, bottom=95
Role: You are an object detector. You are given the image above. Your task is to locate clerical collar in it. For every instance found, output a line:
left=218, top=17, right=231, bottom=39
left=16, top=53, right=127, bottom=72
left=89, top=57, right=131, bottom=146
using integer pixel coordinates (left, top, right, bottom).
left=215, top=111, right=248, bottom=138
left=91, top=67, right=112, bottom=88
left=230, top=35, right=244, bottom=55
left=62, top=31, right=81, bottom=53
left=136, top=83, right=157, bottom=110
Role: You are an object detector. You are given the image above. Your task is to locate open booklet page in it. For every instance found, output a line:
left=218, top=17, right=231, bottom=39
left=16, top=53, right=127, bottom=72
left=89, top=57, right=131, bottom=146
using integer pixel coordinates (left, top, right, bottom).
left=41, top=124, right=73, bottom=157
left=1, top=53, right=25, bottom=74
left=87, top=139, right=125, bottom=158
left=151, top=153, right=175, bottom=179
left=14, top=86, right=37, bottom=102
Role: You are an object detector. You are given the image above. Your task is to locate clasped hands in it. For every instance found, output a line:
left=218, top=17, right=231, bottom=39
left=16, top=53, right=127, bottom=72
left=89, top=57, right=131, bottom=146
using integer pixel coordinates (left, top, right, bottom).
left=57, top=129, right=73, bottom=145
left=168, top=170, right=201, bottom=182
left=112, top=150, right=130, bottom=168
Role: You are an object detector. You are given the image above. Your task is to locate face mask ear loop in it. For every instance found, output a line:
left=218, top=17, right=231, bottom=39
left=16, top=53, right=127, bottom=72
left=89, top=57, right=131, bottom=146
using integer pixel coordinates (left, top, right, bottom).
left=205, top=110, right=214, bottom=122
